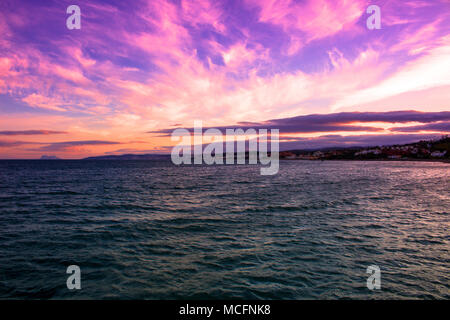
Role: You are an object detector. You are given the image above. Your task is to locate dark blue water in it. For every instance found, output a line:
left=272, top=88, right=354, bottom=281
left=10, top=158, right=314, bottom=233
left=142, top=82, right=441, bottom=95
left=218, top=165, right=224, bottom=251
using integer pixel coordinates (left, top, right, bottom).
left=0, top=160, right=448, bottom=299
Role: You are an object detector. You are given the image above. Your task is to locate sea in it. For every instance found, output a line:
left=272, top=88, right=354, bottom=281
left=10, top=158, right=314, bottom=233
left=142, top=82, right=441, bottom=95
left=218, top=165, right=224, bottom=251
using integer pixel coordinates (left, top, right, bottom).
left=0, top=160, right=448, bottom=299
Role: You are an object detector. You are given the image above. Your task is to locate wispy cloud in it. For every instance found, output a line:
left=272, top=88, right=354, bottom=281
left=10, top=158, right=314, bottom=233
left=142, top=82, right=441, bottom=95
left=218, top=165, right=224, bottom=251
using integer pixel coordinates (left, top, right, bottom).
left=151, top=110, right=450, bottom=135
left=0, top=130, right=67, bottom=136
left=0, top=140, right=30, bottom=147
left=390, top=121, right=450, bottom=132
left=30, top=140, right=121, bottom=152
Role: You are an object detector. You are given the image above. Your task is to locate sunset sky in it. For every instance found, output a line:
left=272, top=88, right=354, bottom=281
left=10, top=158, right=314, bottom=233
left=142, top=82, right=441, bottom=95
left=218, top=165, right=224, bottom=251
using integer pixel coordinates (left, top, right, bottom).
left=0, top=0, right=449, bottom=159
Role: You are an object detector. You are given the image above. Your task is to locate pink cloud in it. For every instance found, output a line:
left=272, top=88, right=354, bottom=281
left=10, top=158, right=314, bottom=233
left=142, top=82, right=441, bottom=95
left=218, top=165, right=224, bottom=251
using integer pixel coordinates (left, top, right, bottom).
left=246, top=0, right=365, bottom=44
left=181, top=0, right=226, bottom=32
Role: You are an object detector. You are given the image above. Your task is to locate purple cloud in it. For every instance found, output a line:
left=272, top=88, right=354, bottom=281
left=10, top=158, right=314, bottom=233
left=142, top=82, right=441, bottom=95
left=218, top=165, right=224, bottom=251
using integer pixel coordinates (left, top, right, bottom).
left=0, top=130, right=67, bottom=135
left=31, top=140, right=121, bottom=152
left=150, top=110, right=450, bottom=136
left=0, top=140, right=28, bottom=147
left=390, top=121, right=450, bottom=132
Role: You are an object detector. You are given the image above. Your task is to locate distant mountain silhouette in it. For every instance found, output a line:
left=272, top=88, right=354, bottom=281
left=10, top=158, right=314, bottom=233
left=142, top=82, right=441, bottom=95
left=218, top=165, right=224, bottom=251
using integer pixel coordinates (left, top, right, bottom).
left=83, top=154, right=170, bottom=160
left=40, top=155, right=60, bottom=160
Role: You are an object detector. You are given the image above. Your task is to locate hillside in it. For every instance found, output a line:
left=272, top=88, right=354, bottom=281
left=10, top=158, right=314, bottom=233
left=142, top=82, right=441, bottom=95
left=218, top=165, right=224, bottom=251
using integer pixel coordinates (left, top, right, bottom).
left=280, top=136, right=450, bottom=161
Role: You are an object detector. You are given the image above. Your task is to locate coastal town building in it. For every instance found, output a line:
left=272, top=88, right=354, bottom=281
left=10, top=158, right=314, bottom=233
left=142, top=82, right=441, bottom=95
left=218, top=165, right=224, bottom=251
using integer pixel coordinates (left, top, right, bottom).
left=278, top=136, right=450, bottom=161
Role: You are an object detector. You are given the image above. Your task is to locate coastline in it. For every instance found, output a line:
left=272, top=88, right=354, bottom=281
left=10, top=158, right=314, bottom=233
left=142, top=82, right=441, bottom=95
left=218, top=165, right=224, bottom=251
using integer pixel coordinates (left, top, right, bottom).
left=280, top=158, right=450, bottom=164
